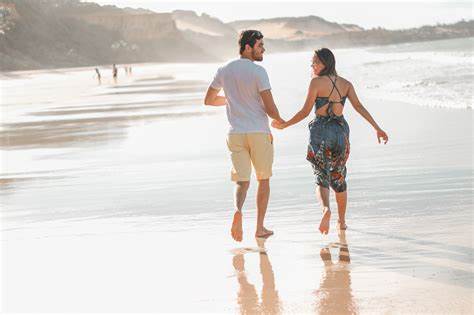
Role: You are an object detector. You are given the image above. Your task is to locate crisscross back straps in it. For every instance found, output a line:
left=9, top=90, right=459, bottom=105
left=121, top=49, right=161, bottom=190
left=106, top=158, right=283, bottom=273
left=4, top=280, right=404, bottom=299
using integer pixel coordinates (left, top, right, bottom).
left=327, top=75, right=343, bottom=99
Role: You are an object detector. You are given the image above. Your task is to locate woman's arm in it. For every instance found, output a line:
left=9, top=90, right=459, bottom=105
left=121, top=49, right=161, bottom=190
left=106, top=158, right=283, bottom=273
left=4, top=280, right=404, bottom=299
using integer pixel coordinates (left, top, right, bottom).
left=347, top=83, right=388, bottom=144
left=273, top=79, right=318, bottom=129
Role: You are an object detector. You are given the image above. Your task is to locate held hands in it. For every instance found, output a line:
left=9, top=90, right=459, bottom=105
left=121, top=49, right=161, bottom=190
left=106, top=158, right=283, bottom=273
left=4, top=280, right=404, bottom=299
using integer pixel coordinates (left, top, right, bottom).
left=271, top=119, right=287, bottom=130
left=376, top=128, right=389, bottom=144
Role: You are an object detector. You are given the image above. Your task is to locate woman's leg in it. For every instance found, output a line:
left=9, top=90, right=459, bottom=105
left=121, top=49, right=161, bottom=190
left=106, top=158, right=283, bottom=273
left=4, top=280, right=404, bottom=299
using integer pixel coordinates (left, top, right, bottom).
left=316, top=185, right=331, bottom=234
left=331, top=132, right=349, bottom=230
left=335, top=190, right=347, bottom=230
left=316, top=185, right=330, bottom=210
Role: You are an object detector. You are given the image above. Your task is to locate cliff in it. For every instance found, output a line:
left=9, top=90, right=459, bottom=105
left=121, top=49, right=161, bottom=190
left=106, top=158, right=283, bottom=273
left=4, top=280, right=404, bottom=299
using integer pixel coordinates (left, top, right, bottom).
left=228, top=16, right=364, bottom=41
left=314, top=20, right=474, bottom=48
left=0, top=0, right=472, bottom=71
left=171, top=10, right=237, bottom=59
left=0, top=0, right=214, bottom=71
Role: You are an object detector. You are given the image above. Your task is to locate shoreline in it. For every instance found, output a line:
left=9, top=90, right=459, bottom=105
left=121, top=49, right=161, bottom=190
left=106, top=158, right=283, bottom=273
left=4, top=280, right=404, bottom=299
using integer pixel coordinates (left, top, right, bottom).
left=1, top=36, right=472, bottom=74
left=1, top=49, right=472, bottom=313
left=2, top=199, right=472, bottom=313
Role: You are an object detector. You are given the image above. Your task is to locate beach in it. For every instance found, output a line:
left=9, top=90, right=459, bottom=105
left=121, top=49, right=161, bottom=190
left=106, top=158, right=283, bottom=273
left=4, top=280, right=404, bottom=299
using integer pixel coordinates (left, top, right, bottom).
left=1, top=38, right=473, bottom=313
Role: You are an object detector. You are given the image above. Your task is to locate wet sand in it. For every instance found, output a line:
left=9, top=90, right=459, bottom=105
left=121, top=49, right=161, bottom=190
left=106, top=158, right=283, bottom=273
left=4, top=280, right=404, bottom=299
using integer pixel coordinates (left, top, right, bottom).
left=1, top=61, right=473, bottom=313
left=2, top=209, right=472, bottom=313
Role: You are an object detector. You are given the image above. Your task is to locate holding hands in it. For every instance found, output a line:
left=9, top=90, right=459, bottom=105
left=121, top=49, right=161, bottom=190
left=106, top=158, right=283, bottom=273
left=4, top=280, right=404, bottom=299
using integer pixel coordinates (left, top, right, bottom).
left=271, top=119, right=287, bottom=130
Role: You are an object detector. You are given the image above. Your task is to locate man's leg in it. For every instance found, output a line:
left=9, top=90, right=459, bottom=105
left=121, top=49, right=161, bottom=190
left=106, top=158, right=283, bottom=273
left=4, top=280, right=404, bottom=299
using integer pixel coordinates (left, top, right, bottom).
left=232, top=181, right=249, bottom=242
left=235, top=181, right=250, bottom=212
left=256, top=179, right=273, bottom=237
left=227, top=134, right=251, bottom=242
left=248, top=133, right=274, bottom=238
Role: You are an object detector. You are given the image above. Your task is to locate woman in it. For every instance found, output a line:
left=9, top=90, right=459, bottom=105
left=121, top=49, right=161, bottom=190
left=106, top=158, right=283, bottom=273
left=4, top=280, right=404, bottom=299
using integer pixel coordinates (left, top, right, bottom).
left=272, top=48, right=388, bottom=234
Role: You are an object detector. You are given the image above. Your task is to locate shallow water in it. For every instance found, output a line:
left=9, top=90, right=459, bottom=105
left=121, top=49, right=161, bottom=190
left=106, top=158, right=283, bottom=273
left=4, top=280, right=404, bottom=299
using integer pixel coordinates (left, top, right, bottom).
left=1, top=38, right=473, bottom=313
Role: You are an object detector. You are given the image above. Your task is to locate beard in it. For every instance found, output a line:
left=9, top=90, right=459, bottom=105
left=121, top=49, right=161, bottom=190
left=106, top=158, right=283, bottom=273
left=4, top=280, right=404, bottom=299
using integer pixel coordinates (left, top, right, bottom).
left=252, top=50, right=263, bottom=61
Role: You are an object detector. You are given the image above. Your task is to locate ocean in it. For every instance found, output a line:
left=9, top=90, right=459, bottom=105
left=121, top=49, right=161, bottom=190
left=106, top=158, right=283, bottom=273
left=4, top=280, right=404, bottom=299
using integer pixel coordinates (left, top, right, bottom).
left=1, top=37, right=473, bottom=313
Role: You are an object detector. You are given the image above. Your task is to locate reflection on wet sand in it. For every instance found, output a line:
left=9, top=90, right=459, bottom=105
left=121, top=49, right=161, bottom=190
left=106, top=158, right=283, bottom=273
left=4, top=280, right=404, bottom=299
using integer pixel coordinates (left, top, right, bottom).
left=32, top=99, right=203, bottom=116
left=134, top=75, right=174, bottom=82
left=49, top=98, right=202, bottom=111
left=110, top=80, right=207, bottom=89
left=232, top=237, right=282, bottom=314
left=315, top=231, right=357, bottom=315
left=103, top=86, right=207, bottom=96
left=0, top=111, right=214, bottom=149
left=0, top=74, right=213, bottom=149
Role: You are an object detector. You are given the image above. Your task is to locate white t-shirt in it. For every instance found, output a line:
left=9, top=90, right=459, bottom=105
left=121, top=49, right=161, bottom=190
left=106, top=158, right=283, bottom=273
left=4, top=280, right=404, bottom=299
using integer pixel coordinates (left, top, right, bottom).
left=210, top=58, right=271, bottom=134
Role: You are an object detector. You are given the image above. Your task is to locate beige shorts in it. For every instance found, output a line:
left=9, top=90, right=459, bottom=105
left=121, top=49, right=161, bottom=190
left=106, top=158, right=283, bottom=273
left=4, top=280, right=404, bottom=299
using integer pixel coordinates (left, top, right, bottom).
left=226, top=133, right=274, bottom=182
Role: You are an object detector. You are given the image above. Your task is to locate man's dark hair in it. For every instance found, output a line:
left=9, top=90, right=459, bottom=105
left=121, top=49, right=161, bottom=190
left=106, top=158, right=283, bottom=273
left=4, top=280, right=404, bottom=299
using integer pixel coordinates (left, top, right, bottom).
left=315, top=48, right=337, bottom=76
left=239, top=30, right=264, bottom=54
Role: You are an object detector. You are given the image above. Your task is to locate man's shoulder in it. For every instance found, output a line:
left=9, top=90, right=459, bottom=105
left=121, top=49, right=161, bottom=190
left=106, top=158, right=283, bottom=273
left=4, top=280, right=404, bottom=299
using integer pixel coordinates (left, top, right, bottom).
left=216, top=59, right=242, bottom=73
left=223, top=58, right=244, bottom=67
left=252, top=62, right=267, bottom=71
left=251, top=63, right=268, bottom=78
left=223, top=59, right=267, bottom=74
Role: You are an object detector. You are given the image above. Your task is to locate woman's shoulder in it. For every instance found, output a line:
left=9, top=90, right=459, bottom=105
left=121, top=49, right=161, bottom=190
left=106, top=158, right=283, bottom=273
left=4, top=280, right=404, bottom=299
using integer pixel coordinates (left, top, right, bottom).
left=311, top=76, right=353, bottom=91
left=312, top=75, right=350, bottom=83
left=336, top=76, right=354, bottom=93
left=310, top=76, right=326, bottom=86
left=336, top=75, right=351, bottom=85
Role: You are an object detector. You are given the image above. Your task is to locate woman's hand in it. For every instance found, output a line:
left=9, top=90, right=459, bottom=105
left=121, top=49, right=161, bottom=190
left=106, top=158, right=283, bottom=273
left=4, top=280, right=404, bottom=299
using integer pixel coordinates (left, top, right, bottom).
left=271, top=119, right=287, bottom=130
left=376, top=128, right=388, bottom=144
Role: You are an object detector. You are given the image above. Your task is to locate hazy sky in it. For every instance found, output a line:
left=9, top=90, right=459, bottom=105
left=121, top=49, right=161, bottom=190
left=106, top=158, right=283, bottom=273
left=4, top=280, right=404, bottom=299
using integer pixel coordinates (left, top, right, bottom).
left=86, top=0, right=472, bottom=30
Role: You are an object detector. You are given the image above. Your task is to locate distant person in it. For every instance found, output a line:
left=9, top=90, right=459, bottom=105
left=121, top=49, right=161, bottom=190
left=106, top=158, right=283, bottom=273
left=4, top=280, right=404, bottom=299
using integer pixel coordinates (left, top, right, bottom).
left=204, top=30, right=285, bottom=241
left=272, top=48, right=388, bottom=234
left=112, top=64, right=118, bottom=83
left=124, top=65, right=132, bottom=76
left=94, top=68, right=101, bottom=84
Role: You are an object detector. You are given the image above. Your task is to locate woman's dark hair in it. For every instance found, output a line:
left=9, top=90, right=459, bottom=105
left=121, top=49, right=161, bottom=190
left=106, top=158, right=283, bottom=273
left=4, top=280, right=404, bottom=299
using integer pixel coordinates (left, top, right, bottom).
left=239, top=30, right=264, bottom=54
left=315, top=48, right=337, bottom=76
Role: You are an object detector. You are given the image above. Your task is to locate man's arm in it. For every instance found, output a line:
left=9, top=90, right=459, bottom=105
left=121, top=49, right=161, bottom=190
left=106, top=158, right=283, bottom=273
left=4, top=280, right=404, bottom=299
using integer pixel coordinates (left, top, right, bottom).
left=260, top=89, right=284, bottom=123
left=204, top=86, right=227, bottom=106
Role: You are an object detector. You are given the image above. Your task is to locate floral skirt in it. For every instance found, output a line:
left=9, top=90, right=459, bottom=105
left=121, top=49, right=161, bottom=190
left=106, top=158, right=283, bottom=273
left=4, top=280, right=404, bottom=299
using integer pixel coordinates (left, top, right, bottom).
left=306, top=115, right=350, bottom=192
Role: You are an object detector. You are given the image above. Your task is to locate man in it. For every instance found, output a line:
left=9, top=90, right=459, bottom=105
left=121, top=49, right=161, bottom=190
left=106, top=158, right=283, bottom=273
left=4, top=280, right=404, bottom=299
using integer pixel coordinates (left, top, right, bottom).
left=94, top=68, right=101, bottom=85
left=204, top=30, right=285, bottom=241
left=112, top=64, right=118, bottom=83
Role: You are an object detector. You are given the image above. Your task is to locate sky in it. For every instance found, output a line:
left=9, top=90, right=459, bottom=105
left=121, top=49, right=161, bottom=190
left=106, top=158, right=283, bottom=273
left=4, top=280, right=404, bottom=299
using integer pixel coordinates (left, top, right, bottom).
left=85, top=0, right=473, bottom=30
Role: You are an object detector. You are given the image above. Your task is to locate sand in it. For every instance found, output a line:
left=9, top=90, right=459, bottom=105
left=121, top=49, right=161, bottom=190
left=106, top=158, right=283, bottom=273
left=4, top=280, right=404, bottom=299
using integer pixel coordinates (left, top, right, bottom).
left=1, top=59, right=473, bottom=313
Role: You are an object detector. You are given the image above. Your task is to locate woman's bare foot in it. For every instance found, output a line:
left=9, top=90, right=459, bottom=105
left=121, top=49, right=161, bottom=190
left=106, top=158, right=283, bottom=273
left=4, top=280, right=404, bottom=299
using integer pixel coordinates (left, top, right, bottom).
left=231, top=211, right=243, bottom=242
left=232, top=254, right=245, bottom=272
left=320, top=247, right=333, bottom=265
left=319, top=207, right=331, bottom=235
left=337, top=220, right=347, bottom=230
left=255, top=227, right=274, bottom=238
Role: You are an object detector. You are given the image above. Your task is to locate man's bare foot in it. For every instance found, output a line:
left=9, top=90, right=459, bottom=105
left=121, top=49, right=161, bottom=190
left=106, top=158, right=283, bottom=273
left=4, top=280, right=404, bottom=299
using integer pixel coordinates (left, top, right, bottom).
left=231, top=211, right=243, bottom=242
left=255, top=227, right=274, bottom=238
left=337, top=220, right=347, bottom=230
left=319, top=207, right=331, bottom=235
